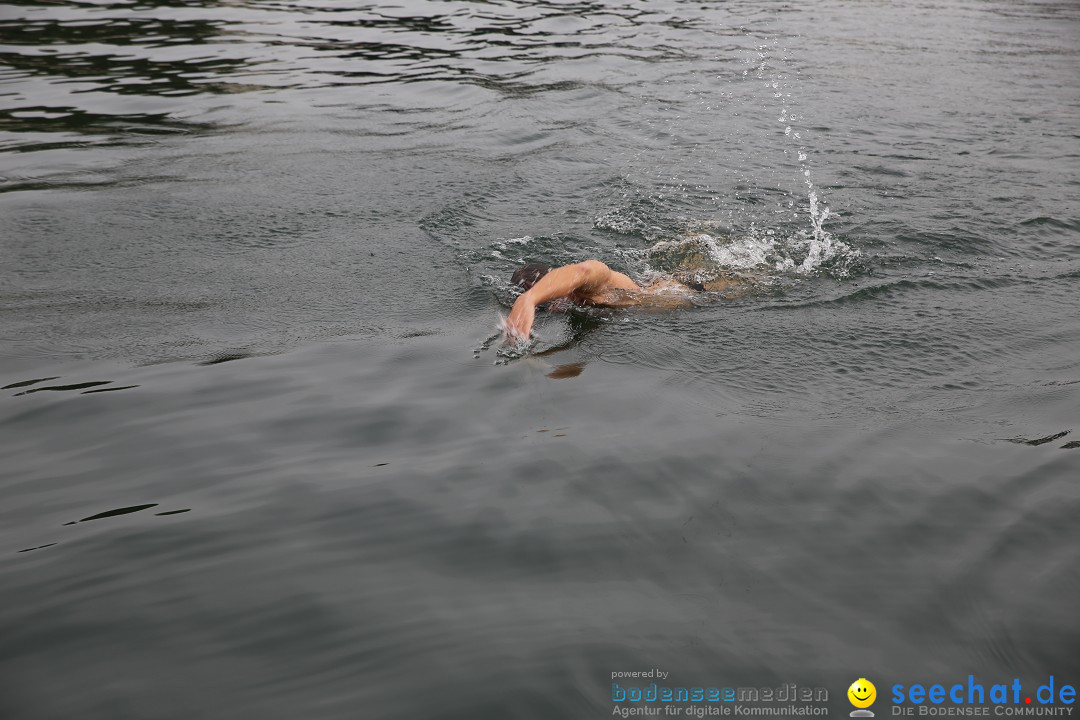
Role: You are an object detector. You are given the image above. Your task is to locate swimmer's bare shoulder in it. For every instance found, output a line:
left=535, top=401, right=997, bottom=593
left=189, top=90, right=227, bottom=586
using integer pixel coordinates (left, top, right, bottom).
left=505, top=260, right=640, bottom=339
left=572, top=260, right=640, bottom=305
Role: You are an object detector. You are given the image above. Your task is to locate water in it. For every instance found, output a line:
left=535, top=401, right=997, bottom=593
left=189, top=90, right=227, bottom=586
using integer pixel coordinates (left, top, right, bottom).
left=2, top=0, right=1080, bottom=717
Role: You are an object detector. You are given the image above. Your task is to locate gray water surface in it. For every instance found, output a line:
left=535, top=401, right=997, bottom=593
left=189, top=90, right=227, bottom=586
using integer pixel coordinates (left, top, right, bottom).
left=2, top=1, right=1079, bottom=718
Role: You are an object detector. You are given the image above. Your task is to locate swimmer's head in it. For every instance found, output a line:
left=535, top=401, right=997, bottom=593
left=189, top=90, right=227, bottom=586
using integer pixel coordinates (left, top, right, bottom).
left=511, top=263, right=550, bottom=291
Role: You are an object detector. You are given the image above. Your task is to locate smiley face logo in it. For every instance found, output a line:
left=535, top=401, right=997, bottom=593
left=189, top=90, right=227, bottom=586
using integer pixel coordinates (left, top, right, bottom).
left=848, top=678, right=877, bottom=709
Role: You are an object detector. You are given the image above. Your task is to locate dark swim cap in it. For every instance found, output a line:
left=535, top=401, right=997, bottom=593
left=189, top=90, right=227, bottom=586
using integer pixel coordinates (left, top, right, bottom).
left=511, top=263, right=550, bottom=291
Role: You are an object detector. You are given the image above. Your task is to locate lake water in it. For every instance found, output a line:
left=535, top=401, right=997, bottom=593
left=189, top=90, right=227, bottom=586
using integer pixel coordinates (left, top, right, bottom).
left=2, top=0, right=1079, bottom=717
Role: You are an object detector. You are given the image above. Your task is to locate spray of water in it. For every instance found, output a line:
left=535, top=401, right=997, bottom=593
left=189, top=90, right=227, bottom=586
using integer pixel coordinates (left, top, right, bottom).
left=496, top=312, right=525, bottom=343
left=592, top=40, right=860, bottom=281
left=472, top=313, right=532, bottom=363
left=760, top=42, right=849, bottom=274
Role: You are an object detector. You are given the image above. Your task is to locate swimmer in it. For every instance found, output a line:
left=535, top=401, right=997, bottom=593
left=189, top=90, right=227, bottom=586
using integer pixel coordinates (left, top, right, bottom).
left=504, top=259, right=749, bottom=341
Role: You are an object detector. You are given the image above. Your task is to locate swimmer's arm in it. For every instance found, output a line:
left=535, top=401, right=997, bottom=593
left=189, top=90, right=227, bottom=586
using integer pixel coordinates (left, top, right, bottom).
left=523, top=260, right=614, bottom=304
left=504, top=260, right=613, bottom=340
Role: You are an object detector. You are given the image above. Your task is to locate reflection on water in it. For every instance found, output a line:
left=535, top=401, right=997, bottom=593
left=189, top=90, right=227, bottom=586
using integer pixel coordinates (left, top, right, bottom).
left=1, top=15, right=241, bottom=98
left=73, top=503, right=159, bottom=523
left=1005, top=430, right=1072, bottom=447
left=12, top=380, right=114, bottom=395
left=545, top=361, right=586, bottom=379
left=1, top=376, right=60, bottom=389
left=3, top=375, right=140, bottom=396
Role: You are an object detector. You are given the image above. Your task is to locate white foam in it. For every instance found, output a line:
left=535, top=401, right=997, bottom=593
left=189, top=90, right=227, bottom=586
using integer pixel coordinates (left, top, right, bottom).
left=642, top=223, right=857, bottom=278
left=496, top=312, right=531, bottom=349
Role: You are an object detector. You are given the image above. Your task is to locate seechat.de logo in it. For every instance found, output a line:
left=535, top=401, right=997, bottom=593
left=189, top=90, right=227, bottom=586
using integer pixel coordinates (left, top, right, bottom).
left=849, top=679, right=878, bottom=718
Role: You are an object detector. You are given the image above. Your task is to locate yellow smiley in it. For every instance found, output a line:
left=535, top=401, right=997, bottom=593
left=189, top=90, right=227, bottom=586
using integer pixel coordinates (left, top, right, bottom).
left=848, top=679, right=877, bottom=709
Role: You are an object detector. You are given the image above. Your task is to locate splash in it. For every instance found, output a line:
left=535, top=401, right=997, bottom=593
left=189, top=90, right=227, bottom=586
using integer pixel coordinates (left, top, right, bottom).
left=472, top=313, right=531, bottom=363
left=754, top=42, right=856, bottom=275
left=640, top=220, right=858, bottom=283
left=489, top=235, right=535, bottom=262
left=495, top=311, right=527, bottom=345
left=647, top=228, right=775, bottom=273
left=594, top=41, right=862, bottom=281
left=593, top=204, right=660, bottom=238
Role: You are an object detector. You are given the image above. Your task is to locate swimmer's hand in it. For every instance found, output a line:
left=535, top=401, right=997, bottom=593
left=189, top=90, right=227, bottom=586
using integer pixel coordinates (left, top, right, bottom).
left=504, top=293, right=536, bottom=343
left=503, top=261, right=617, bottom=343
